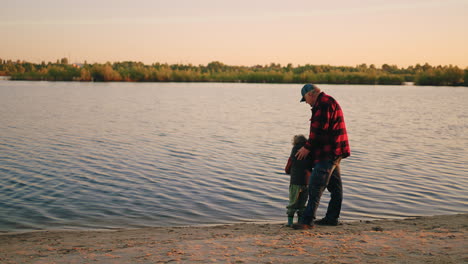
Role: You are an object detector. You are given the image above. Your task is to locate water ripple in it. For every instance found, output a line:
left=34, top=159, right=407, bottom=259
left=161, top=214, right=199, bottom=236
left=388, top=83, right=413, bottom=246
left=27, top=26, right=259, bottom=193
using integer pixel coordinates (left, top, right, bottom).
left=0, top=82, right=467, bottom=231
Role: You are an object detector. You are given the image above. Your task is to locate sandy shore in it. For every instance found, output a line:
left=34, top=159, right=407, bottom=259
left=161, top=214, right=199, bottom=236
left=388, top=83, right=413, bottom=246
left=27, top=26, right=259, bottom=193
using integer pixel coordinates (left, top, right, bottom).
left=0, top=214, right=466, bottom=264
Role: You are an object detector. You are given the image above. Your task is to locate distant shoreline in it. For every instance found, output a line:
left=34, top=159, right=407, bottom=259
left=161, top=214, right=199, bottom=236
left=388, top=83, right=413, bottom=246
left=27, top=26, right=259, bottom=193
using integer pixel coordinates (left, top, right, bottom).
left=2, top=60, right=467, bottom=86
left=0, top=77, right=419, bottom=86
left=1, top=213, right=466, bottom=263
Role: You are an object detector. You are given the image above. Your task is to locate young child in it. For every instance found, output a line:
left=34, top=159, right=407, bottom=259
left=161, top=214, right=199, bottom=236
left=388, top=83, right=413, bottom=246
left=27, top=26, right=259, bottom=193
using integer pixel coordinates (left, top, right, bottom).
left=284, top=134, right=313, bottom=227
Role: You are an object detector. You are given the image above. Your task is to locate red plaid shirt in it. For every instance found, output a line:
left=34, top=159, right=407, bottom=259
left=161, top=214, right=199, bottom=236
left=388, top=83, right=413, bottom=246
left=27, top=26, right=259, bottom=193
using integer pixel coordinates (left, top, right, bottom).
left=304, top=92, right=350, bottom=163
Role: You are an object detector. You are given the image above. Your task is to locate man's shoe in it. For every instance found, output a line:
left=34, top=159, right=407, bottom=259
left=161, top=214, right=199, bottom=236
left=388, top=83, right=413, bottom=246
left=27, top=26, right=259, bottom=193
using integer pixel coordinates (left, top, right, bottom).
left=292, top=223, right=314, bottom=230
left=315, top=218, right=339, bottom=226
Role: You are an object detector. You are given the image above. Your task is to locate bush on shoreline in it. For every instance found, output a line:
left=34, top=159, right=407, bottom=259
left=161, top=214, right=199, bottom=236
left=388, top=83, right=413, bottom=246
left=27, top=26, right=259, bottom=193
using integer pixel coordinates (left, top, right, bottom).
left=1, top=59, right=466, bottom=86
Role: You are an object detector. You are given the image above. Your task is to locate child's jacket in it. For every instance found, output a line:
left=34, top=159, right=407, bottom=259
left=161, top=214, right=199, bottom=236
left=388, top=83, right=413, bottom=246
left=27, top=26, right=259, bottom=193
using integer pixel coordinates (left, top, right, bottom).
left=285, top=142, right=313, bottom=185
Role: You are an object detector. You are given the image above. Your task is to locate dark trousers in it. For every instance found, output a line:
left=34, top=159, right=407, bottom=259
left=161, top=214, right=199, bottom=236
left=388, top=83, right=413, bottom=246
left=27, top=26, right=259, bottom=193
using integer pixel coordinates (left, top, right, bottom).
left=302, top=159, right=342, bottom=225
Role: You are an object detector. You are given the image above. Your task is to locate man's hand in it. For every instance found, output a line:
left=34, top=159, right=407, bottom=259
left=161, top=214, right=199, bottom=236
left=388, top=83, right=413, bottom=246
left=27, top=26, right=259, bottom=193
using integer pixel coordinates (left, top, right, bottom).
left=295, top=147, right=310, bottom=160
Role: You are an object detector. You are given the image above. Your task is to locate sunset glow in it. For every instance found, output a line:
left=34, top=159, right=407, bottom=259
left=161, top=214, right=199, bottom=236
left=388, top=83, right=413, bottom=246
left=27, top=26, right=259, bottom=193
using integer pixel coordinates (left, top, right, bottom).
left=1, top=0, right=467, bottom=67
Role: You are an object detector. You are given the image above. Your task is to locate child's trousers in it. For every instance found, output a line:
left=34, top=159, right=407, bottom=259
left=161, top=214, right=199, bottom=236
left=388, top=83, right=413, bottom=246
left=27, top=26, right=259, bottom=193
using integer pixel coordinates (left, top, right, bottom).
left=286, top=184, right=308, bottom=217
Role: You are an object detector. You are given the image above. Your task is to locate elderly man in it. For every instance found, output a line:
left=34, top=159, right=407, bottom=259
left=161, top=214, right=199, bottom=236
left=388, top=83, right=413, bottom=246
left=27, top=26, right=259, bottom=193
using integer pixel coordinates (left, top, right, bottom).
left=293, top=84, right=350, bottom=229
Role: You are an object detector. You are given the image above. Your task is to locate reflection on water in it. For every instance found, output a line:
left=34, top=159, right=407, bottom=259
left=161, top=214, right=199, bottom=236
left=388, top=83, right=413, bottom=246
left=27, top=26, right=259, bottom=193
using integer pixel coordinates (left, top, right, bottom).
left=0, top=81, right=467, bottom=232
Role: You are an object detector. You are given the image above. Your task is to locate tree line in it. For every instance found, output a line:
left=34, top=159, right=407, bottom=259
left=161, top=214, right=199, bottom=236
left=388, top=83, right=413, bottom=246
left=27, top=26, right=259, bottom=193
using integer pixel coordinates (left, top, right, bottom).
left=0, top=58, right=467, bottom=86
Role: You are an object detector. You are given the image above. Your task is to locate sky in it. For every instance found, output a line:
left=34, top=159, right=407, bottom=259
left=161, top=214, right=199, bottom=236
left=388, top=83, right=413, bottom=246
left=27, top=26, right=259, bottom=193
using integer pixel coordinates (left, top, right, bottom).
left=1, top=0, right=467, bottom=68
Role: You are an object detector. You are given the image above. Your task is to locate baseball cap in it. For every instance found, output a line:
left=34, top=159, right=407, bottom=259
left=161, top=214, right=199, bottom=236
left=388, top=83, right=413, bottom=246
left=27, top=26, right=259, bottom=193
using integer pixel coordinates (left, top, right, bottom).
left=300, top=83, right=317, bottom=102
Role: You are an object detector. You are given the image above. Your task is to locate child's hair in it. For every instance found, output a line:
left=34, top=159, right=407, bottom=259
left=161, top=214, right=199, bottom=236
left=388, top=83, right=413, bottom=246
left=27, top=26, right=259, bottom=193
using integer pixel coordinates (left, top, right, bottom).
left=292, top=134, right=307, bottom=145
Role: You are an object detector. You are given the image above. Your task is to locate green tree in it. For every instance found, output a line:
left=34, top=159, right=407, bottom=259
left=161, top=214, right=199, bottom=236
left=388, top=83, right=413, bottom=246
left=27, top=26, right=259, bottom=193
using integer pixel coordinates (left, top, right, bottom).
left=80, top=68, right=92, bottom=81
left=207, top=61, right=225, bottom=72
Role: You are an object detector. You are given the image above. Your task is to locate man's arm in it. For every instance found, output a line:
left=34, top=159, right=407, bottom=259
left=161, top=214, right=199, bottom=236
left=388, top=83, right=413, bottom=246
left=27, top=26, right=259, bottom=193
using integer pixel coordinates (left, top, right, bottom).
left=295, top=146, right=310, bottom=160
left=303, top=104, right=332, bottom=152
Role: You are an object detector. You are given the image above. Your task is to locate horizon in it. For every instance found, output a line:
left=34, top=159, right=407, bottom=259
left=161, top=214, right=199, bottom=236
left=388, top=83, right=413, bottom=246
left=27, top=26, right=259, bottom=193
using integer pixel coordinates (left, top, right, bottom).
left=1, top=0, right=468, bottom=68
left=2, top=58, right=466, bottom=70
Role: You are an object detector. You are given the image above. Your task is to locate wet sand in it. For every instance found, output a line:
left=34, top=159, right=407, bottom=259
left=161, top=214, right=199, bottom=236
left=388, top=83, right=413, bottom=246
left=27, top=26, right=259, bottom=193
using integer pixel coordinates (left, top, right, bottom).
left=0, top=214, right=466, bottom=263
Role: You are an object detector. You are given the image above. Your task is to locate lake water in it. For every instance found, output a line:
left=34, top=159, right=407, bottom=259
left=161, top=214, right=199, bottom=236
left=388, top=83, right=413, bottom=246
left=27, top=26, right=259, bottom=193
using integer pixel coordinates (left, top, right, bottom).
left=0, top=81, right=467, bottom=232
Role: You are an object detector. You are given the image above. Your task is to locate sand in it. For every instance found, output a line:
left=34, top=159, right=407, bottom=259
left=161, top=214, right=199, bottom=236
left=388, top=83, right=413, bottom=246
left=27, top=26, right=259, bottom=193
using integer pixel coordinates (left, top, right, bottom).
left=0, top=214, right=466, bottom=264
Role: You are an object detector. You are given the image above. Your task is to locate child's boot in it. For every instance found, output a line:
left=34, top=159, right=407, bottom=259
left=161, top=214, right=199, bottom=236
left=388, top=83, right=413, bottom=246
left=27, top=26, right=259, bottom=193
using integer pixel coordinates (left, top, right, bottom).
left=286, top=216, right=294, bottom=227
